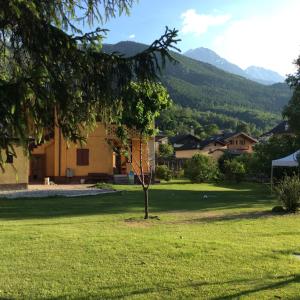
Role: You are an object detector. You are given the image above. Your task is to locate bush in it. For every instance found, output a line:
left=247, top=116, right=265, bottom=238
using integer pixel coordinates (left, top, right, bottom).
left=275, top=175, right=300, bottom=213
left=224, top=159, right=246, bottom=183
left=173, top=168, right=185, bottom=179
left=156, top=165, right=172, bottom=181
left=158, top=143, right=174, bottom=158
left=184, top=154, right=219, bottom=183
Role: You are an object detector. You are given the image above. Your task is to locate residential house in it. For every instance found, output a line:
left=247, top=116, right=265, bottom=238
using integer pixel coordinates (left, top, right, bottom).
left=30, top=123, right=155, bottom=184
left=170, top=132, right=257, bottom=160
left=260, top=121, right=294, bottom=140
left=0, top=144, right=29, bottom=190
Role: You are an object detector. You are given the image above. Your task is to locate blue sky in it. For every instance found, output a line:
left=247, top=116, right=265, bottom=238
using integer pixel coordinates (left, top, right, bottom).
left=81, top=0, right=300, bottom=76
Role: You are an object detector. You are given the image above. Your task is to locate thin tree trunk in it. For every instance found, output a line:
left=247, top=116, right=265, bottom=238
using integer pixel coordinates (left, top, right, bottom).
left=143, top=187, right=149, bottom=219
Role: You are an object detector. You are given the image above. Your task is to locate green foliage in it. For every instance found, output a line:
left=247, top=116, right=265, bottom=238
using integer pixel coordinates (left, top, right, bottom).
left=118, top=81, right=172, bottom=137
left=276, top=175, right=300, bottom=213
left=0, top=1, right=179, bottom=164
left=224, top=159, right=246, bottom=183
left=158, top=143, right=174, bottom=158
left=155, top=165, right=172, bottom=181
left=218, top=151, right=238, bottom=174
left=156, top=104, right=278, bottom=138
left=252, top=135, right=300, bottom=176
left=283, top=55, right=300, bottom=136
left=184, top=154, right=219, bottom=183
left=103, top=42, right=291, bottom=136
left=236, top=122, right=251, bottom=134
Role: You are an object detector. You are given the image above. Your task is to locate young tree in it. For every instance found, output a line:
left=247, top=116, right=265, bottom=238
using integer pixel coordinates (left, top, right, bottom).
left=116, top=81, right=172, bottom=219
left=0, top=1, right=179, bottom=164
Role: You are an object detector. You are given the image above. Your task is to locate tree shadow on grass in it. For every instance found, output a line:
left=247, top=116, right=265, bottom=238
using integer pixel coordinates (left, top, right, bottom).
left=211, top=274, right=300, bottom=300
left=42, top=274, right=300, bottom=299
left=169, top=210, right=275, bottom=225
left=0, top=184, right=274, bottom=221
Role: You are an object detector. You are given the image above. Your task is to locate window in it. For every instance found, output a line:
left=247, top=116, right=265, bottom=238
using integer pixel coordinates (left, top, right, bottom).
left=76, top=149, right=89, bottom=166
left=6, top=154, right=13, bottom=164
left=240, top=140, right=245, bottom=145
left=229, top=140, right=233, bottom=145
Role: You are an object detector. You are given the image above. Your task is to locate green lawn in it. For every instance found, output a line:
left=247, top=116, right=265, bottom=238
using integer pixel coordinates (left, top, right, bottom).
left=1, top=182, right=300, bottom=299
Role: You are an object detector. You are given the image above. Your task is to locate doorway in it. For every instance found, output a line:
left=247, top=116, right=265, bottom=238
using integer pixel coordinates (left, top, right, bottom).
left=30, top=154, right=46, bottom=182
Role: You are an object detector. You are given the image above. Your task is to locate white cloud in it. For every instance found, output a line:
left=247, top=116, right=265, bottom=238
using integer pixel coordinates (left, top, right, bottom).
left=128, top=34, right=135, bottom=39
left=213, top=3, right=300, bottom=76
left=181, top=9, right=231, bottom=36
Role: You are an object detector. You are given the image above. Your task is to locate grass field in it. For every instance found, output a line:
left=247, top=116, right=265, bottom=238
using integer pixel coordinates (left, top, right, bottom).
left=0, top=182, right=300, bottom=299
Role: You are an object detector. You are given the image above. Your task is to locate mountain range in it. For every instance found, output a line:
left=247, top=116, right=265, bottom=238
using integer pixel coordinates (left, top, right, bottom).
left=102, top=41, right=291, bottom=135
left=184, top=47, right=285, bottom=85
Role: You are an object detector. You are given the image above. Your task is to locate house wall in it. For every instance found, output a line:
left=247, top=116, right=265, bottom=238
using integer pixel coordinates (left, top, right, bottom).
left=31, top=123, right=151, bottom=181
left=226, top=136, right=255, bottom=153
left=201, top=143, right=226, bottom=154
left=209, top=150, right=225, bottom=160
left=175, top=149, right=200, bottom=159
left=54, top=124, right=114, bottom=177
left=175, top=143, right=226, bottom=159
left=0, top=146, right=29, bottom=190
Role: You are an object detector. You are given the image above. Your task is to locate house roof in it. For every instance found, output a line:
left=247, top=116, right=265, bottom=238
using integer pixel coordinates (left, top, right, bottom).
left=169, top=134, right=199, bottom=144
left=261, top=121, right=293, bottom=137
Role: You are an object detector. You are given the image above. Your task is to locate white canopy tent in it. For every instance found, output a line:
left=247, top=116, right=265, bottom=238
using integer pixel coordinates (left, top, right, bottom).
left=271, top=150, right=300, bottom=191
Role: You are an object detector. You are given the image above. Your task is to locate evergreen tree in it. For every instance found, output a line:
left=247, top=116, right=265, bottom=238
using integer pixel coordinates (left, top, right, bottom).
left=0, top=0, right=179, bottom=163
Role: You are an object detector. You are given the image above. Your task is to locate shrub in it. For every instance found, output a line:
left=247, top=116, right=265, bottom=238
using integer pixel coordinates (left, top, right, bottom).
left=158, top=143, right=174, bottom=158
left=275, top=175, right=300, bottom=213
left=156, top=165, right=172, bottom=181
left=173, top=168, right=185, bottom=179
left=184, top=154, right=219, bottom=183
left=224, top=159, right=246, bottom=183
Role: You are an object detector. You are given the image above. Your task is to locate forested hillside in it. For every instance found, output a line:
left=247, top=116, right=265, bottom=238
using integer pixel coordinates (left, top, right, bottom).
left=102, top=41, right=291, bottom=136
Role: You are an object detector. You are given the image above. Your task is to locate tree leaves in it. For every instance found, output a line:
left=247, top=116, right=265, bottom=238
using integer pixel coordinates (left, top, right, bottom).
left=0, top=0, right=179, bottom=164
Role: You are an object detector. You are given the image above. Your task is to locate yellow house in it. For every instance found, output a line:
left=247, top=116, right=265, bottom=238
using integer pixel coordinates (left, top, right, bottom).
left=30, top=123, right=155, bottom=183
left=0, top=145, right=29, bottom=190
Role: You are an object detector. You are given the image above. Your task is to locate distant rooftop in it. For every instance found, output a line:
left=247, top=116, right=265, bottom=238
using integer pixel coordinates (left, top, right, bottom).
left=261, top=121, right=293, bottom=137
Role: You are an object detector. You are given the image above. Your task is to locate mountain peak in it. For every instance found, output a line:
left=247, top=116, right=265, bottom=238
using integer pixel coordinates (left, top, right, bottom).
left=184, top=47, right=285, bottom=85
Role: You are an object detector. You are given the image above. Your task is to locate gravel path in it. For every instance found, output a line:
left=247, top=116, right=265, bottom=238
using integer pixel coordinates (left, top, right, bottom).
left=0, top=184, right=116, bottom=199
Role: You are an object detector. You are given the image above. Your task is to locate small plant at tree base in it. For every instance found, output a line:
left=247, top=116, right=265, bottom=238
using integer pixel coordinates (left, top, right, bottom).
left=92, top=182, right=115, bottom=190
left=156, top=165, right=172, bottom=181
left=275, top=175, right=300, bottom=213
left=184, top=154, right=219, bottom=183
left=271, top=206, right=286, bottom=213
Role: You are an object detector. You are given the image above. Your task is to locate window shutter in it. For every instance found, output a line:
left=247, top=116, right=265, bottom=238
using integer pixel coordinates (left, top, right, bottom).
left=77, top=149, right=89, bottom=166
